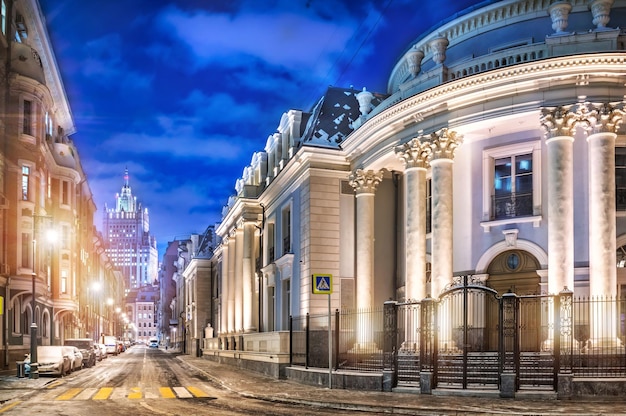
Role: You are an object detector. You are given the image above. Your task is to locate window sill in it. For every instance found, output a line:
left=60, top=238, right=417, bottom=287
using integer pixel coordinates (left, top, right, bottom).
left=480, top=215, right=542, bottom=232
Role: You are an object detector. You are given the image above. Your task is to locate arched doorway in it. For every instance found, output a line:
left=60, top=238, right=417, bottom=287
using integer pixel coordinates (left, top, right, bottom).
left=486, top=250, right=540, bottom=295
left=486, top=250, right=542, bottom=351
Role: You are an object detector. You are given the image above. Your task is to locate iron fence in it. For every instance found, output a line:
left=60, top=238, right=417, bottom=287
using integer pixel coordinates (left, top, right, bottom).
left=289, top=284, right=626, bottom=393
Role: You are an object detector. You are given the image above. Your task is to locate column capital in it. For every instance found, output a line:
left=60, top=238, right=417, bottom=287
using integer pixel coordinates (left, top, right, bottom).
left=349, top=169, right=384, bottom=194
left=588, top=102, right=625, bottom=136
left=427, top=128, right=462, bottom=162
left=540, top=104, right=586, bottom=139
left=395, top=136, right=431, bottom=169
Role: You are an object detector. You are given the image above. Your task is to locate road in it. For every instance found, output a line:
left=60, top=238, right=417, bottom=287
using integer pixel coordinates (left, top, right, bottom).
left=0, top=345, right=362, bottom=416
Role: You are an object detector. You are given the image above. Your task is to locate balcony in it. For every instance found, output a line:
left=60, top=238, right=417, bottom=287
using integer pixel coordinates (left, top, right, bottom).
left=492, top=192, right=533, bottom=220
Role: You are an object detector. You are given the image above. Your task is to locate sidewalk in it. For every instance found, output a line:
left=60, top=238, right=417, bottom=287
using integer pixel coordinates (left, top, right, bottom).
left=0, top=369, right=54, bottom=403
left=175, top=353, right=626, bottom=415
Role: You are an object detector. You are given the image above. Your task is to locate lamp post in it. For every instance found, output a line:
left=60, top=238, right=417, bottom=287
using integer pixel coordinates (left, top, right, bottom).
left=30, top=271, right=38, bottom=379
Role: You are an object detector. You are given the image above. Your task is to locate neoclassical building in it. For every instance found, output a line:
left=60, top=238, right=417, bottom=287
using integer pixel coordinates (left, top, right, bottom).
left=205, top=0, right=626, bottom=378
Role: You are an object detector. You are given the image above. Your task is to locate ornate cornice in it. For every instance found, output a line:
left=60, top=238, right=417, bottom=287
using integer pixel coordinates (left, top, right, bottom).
left=344, top=54, right=626, bottom=158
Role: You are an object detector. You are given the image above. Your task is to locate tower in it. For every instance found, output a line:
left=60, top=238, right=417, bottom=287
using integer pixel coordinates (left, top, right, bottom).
left=103, top=168, right=158, bottom=291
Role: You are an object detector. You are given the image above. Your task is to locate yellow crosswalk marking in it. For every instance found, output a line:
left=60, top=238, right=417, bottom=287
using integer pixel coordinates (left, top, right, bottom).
left=55, top=388, right=82, bottom=401
left=128, top=387, right=142, bottom=399
left=159, top=387, right=176, bottom=398
left=186, top=386, right=210, bottom=398
left=92, top=387, right=113, bottom=400
left=49, top=386, right=210, bottom=401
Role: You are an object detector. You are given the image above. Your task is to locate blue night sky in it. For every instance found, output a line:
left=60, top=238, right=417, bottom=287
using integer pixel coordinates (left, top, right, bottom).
left=38, top=0, right=484, bottom=256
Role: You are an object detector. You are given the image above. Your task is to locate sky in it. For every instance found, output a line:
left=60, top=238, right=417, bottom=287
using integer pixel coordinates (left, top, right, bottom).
left=38, top=0, right=484, bottom=256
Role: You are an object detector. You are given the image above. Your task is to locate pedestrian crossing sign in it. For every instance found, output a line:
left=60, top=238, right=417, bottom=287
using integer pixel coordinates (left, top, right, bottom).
left=312, top=274, right=333, bottom=294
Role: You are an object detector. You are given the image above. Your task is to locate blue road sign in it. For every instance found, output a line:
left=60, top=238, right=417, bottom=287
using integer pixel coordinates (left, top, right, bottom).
left=312, top=274, right=332, bottom=294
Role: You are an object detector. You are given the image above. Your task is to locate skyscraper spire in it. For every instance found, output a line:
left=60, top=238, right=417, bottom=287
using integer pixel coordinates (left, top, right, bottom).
left=116, top=167, right=136, bottom=212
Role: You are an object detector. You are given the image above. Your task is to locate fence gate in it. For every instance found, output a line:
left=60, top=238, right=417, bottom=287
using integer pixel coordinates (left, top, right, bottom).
left=434, top=275, right=501, bottom=390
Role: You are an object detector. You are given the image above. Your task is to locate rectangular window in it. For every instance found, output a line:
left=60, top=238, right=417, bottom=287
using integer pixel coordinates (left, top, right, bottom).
left=62, top=180, right=69, bottom=205
left=1, top=1, right=6, bottom=36
left=267, top=223, right=275, bottom=261
left=616, top=147, right=626, bottom=210
left=23, top=100, right=32, bottom=135
left=45, top=111, right=53, bottom=137
left=61, top=270, right=67, bottom=294
left=61, top=224, right=70, bottom=250
left=493, top=153, right=533, bottom=219
left=22, top=232, right=30, bottom=268
left=282, top=207, right=291, bottom=255
left=21, top=166, right=30, bottom=201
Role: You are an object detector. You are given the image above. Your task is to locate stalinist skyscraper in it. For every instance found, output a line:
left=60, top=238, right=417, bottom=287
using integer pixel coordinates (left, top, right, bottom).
left=103, top=169, right=158, bottom=290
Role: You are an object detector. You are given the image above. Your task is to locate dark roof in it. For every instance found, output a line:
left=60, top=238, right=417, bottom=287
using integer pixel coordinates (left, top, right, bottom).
left=300, top=86, right=386, bottom=149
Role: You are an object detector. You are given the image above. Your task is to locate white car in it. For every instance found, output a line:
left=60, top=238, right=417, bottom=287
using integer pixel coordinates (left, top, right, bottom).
left=92, top=344, right=103, bottom=361
left=62, top=346, right=83, bottom=372
left=97, top=344, right=107, bottom=359
left=26, top=346, right=72, bottom=376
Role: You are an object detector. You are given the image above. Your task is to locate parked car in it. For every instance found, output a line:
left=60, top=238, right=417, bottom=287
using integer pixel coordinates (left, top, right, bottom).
left=64, top=338, right=96, bottom=368
left=25, top=346, right=72, bottom=377
left=62, top=346, right=83, bottom=372
left=92, top=344, right=103, bottom=361
left=97, top=344, right=107, bottom=359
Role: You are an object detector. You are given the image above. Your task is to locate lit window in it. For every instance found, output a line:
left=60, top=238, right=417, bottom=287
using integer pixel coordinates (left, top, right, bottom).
left=493, top=153, right=532, bottom=219
left=1, top=1, right=6, bottom=36
left=481, top=140, right=541, bottom=227
left=21, top=166, right=30, bottom=201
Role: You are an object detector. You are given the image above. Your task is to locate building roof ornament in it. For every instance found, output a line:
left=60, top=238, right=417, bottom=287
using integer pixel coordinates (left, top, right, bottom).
left=590, top=0, right=614, bottom=29
left=548, top=1, right=573, bottom=35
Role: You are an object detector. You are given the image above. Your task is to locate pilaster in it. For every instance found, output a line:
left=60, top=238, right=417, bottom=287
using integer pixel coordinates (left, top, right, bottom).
left=349, top=168, right=383, bottom=346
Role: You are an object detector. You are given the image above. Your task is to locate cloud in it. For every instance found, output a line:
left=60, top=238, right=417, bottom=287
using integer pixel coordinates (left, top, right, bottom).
left=154, top=5, right=358, bottom=79
left=81, top=34, right=153, bottom=90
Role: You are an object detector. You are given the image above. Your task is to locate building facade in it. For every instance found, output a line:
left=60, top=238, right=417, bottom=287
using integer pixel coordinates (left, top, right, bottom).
left=203, top=0, right=626, bottom=386
left=0, top=0, right=122, bottom=368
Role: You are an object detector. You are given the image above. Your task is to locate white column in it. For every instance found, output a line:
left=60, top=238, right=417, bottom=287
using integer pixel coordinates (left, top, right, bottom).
left=349, top=169, right=383, bottom=347
left=587, top=103, right=624, bottom=347
left=395, top=137, right=431, bottom=301
left=227, top=231, right=236, bottom=334
left=588, top=131, right=617, bottom=298
left=242, top=221, right=256, bottom=332
left=541, top=107, right=576, bottom=294
left=234, top=226, right=244, bottom=333
left=427, top=129, right=462, bottom=297
left=219, top=242, right=228, bottom=340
